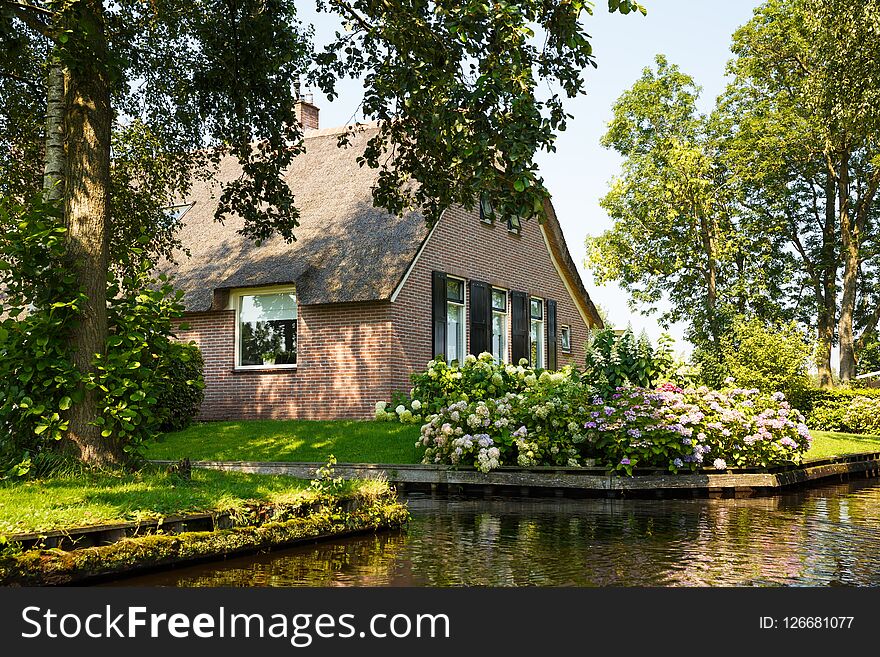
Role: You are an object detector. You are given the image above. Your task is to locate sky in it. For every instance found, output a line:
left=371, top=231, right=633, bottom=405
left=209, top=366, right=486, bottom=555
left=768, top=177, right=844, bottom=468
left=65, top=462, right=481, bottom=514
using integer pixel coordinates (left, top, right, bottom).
left=298, top=1, right=762, bottom=353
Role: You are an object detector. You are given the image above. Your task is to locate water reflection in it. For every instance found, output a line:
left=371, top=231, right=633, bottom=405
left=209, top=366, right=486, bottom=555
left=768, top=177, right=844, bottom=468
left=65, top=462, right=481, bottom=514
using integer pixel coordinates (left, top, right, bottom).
left=110, top=480, right=880, bottom=587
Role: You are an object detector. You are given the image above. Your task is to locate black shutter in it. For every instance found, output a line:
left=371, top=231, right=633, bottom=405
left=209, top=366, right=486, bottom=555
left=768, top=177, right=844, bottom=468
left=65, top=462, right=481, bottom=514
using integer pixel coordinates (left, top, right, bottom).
left=432, top=271, right=447, bottom=358
left=511, top=291, right=529, bottom=364
left=469, top=280, right=491, bottom=356
left=547, top=299, right=558, bottom=370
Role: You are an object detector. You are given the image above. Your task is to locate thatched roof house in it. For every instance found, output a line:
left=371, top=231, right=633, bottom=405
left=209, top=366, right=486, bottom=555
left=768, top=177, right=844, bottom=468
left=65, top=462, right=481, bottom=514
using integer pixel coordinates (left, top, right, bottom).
left=163, top=112, right=602, bottom=421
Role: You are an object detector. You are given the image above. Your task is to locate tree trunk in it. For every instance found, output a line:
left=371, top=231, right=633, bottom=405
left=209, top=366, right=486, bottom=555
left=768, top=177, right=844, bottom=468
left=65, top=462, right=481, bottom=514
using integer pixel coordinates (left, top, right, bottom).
left=837, top=149, right=858, bottom=382
left=816, top=175, right=837, bottom=388
left=699, top=213, right=719, bottom=345
left=42, top=55, right=65, bottom=202
left=61, top=2, right=123, bottom=465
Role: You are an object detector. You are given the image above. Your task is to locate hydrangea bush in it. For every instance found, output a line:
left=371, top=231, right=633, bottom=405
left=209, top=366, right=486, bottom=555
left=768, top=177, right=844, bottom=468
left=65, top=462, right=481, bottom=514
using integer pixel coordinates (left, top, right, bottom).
left=377, top=354, right=812, bottom=474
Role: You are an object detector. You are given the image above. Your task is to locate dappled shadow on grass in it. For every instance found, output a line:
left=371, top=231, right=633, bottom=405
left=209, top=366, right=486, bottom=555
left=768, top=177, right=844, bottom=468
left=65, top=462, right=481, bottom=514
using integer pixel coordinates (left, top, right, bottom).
left=0, top=469, right=313, bottom=534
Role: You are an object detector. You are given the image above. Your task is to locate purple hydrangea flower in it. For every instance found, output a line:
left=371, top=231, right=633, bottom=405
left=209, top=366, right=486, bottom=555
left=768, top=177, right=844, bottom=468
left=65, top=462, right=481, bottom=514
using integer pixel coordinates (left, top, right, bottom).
left=620, top=458, right=631, bottom=465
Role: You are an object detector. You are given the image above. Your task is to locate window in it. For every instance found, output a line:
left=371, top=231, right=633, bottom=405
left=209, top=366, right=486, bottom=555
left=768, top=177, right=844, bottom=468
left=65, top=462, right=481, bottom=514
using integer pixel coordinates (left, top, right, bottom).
left=479, top=193, right=494, bottom=224
left=491, top=288, right=508, bottom=363
left=236, top=289, right=298, bottom=368
left=163, top=203, right=194, bottom=223
left=508, top=215, right=522, bottom=234
left=446, top=277, right=465, bottom=362
left=560, top=325, right=571, bottom=353
left=529, top=297, right=544, bottom=368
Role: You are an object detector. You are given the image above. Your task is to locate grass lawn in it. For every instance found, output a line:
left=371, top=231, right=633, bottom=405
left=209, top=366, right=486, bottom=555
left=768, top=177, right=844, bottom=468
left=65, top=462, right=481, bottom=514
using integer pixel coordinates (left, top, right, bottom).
left=145, top=419, right=422, bottom=464
left=805, top=430, right=880, bottom=461
left=0, top=468, right=380, bottom=536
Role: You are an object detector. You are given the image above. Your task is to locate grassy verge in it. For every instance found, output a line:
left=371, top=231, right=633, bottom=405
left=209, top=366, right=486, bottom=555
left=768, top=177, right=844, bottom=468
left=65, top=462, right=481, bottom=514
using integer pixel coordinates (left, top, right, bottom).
left=805, top=430, right=880, bottom=461
left=0, top=476, right=408, bottom=586
left=144, top=419, right=422, bottom=464
left=0, top=467, right=386, bottom=536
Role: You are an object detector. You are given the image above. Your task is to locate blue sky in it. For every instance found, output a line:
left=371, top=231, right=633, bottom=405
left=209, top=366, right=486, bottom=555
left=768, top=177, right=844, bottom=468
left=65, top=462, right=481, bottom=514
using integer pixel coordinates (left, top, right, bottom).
left=300, top=1, right=762, bottom=352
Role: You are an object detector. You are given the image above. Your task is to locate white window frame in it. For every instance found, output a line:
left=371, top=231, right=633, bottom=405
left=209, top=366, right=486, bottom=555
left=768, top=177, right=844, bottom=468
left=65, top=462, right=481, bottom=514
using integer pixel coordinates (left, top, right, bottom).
left=229, top=285, right=298, bottom=370
left=529, top=296, right=545, bottom=368
left=491, top=288, right=509, bottom=363
left=446, top=276, right=466, bottom=363
left=560, top=324, right=572, bottom=353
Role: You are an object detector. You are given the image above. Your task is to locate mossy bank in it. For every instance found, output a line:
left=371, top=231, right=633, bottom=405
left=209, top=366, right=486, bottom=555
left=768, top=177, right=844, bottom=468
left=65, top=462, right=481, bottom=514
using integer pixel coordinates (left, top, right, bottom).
left=0, top=472, right=408, bottom=586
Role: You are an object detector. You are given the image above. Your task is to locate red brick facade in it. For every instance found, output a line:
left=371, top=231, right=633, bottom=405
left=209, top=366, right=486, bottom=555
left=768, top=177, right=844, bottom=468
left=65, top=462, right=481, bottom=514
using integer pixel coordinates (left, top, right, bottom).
left=174, top=206, right=594, bottom=420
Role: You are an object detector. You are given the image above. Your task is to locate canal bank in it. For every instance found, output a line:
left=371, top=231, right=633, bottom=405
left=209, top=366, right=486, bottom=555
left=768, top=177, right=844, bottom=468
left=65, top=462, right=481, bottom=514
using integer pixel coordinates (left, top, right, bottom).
left=0, top=475, right=407, bottom=586
left=153, top=451, right=880, bottom=499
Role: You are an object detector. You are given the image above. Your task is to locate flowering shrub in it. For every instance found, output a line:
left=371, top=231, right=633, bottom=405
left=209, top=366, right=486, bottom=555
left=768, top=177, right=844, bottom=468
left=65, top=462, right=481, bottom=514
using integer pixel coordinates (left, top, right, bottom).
left=808, top=393, right=880, bottom=435
left=379, top=356, right=812, bottom=473
left=581, top=384, right=811, bottom=474
left=375, top=353, right=581, bottom=425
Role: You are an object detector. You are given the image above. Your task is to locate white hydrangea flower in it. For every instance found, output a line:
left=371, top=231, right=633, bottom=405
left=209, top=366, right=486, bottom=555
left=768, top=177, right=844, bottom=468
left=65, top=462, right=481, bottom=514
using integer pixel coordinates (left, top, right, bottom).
left=411, top=399, right=422, bottom=410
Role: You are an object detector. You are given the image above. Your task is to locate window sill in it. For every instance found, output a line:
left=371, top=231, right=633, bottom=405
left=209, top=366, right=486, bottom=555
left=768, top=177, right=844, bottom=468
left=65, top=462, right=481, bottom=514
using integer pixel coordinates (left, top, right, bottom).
left=233, top=366, right=298, bottom=374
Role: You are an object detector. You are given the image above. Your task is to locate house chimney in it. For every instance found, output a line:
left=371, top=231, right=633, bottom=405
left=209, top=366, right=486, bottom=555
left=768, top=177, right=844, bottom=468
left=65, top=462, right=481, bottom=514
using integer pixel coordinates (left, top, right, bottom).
left=293, top=79, right=319, bottom=131
left=295, top=98, right=320, bottom=131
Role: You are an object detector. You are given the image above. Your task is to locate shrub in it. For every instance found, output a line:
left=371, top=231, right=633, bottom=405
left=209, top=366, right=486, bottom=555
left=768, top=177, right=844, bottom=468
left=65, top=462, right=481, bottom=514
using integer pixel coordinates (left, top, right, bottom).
left=695, top=317, right=812, bottom=401
left=377, top=353, right=573, bottom=421
left=153, top=341, right=205, bottom=432
left=806, top=388, right=880, bottom=434
left=0, top=197, right=203, bottom=475
left=403, top=375, right=810, bottom=473
left=581, top=385, right=810, bottom=474
left=584, top=327, right=654, bottom=392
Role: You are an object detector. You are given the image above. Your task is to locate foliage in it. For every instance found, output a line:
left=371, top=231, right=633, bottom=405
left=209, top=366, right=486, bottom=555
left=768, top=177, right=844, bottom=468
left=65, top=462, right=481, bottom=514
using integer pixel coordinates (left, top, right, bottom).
left=856, top=338, right=880, bottom=375
left=806, top=388, right=880, bottom=435
left=314, top=0, right=645, bottom=223
left=153, top=341, right=205, bottom=433
left=0, top=197, right=202, bottom=475
left=695, top=317, right=813, bottom=402
left=583, top=327, right=657, bottom=392
left=413, top=380, right=811, bottom=474
left=376, top=352, right=573, bottom=420
left=585, top=55, right=785, bottom=350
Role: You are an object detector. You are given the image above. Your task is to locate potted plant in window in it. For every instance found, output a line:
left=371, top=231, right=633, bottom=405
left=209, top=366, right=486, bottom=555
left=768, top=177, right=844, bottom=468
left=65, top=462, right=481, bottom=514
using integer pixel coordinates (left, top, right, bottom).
left=261, top=351, right=277, bottom=366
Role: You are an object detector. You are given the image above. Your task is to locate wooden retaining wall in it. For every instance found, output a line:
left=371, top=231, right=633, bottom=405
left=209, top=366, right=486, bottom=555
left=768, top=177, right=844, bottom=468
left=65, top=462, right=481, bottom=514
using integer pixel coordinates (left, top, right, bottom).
left=157, top=452, right=880, bottom=500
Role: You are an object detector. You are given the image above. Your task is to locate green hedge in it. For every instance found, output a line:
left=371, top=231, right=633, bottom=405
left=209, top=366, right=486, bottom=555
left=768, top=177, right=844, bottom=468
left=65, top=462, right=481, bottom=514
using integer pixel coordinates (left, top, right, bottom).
left=793, top=387, right=880, bottom=434
left=154, top=341, right=205, bottom=432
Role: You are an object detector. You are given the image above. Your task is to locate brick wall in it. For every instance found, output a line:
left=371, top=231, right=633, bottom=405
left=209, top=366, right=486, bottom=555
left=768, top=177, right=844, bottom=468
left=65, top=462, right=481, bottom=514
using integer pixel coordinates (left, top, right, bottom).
left=174, top=301, right=394, bottom=420
left=178, top=205, right=593, bottom=420
left=389, top=206, right=592, bottom=394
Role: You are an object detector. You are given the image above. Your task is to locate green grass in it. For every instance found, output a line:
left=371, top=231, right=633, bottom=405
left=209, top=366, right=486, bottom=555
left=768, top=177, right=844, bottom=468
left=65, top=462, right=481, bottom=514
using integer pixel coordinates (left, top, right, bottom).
left=144, top=419, right=422, bottom=464
left=805, top=430, right=880, bottom=461
left=0, top=468, right=379, bottom=536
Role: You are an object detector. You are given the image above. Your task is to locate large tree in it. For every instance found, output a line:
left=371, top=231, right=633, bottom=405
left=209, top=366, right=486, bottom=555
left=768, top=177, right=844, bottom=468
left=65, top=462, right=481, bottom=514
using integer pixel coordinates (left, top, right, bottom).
left=726, top=0, right=880, bottom=382
left=1, top=0, right=644, bottom=464
left=586, top=56, right=787, bottom=356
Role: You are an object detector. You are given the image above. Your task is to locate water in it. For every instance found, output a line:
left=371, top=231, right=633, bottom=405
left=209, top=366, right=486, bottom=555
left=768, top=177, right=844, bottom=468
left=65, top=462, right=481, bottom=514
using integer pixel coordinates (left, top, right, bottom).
left=111, top=480, right=880, bottom=587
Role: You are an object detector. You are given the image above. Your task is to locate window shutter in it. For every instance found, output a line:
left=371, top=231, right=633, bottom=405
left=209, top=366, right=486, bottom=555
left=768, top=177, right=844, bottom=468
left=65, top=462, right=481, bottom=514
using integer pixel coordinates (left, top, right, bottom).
left=510, top=291, right=529, bottom=364
left=469, top=280, right=491, bottom=356
left=432, top=271, right=447, bottom=358
left=547, top=299, right=558, bottom=370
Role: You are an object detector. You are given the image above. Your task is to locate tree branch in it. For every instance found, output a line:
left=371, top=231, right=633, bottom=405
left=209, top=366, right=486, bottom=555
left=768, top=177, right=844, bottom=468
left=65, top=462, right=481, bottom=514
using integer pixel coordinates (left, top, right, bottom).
left=2, top=1, right=55, bottom=40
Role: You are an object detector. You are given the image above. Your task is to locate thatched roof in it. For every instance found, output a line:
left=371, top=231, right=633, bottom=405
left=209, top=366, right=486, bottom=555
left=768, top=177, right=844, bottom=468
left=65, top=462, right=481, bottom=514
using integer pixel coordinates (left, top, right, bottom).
left=159, top=123, right=601, bottom=327
left=157, top=125, right=427, bottom=311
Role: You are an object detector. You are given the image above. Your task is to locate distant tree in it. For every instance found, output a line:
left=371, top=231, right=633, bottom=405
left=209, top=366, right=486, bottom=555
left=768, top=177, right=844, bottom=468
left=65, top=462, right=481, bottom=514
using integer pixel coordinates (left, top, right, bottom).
left=586, top=55, right=785, bottom=356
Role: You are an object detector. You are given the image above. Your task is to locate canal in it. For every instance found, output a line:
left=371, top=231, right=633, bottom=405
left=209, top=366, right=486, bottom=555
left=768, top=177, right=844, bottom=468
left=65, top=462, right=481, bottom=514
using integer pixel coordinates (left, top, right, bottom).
left=110, top=479, right=880, bottom=586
